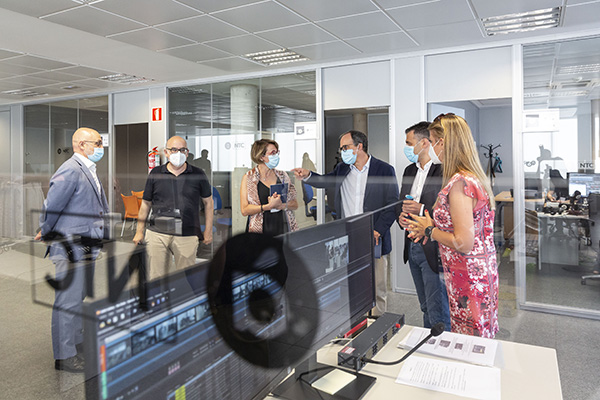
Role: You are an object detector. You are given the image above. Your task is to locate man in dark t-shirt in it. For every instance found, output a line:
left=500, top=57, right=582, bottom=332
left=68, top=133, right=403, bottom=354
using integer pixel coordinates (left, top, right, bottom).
left=134, top=136, right=213, bottom=280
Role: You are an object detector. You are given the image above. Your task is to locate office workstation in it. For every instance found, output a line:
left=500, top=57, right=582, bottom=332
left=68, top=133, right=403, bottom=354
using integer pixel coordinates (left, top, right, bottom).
left=2, top=3, right=600, bottom=400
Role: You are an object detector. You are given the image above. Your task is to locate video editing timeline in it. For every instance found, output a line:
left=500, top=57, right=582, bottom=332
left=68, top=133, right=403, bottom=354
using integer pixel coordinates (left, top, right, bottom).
left=85, top=213, right=375, bottom=400
left=85, top=266, right=286, bottom=400
left=568, top=173, right=600, bottom=197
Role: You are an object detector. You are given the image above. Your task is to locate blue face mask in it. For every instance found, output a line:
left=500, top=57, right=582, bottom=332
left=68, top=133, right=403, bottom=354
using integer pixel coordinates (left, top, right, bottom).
left=341, top=149, right=357, bottom=165
left=87, top=147, right=104, bottom=163
left=403, top=146, right=418, bottom=163
left=265, top=153, right=280, bottom=169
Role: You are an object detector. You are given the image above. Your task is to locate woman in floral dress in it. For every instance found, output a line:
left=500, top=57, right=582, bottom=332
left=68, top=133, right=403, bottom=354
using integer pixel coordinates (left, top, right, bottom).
left=405, top=114, right=498, bottom=338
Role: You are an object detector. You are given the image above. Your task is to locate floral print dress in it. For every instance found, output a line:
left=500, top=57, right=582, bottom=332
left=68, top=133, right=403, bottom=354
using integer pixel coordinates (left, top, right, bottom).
left=433, top=172, right=499, bottom=338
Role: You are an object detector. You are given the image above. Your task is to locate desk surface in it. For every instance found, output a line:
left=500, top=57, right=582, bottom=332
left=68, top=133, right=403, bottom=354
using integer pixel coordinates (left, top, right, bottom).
left=313, top=325, right=562, bottom=400
left=495, top=190, right=544, bottom=203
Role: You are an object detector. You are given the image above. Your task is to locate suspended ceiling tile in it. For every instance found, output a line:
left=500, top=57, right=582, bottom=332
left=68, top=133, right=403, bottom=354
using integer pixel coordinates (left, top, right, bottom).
left=0, top=80, right=34, bottom=91
left=0, top=75, right=60, bottom=86
left=110, top=28, right=194, bottom=51
left=27, top=70, right=89, bottom=82
left=212, top=2, right=305, bottom=33
left=4, top=55, right=75, bottom=70
left=42, top=6, right=146, bottom=37
left=0, top=49, right=23, bottom=60
left=205, top=35, right=279, bottom=56
left=470, top=0, right=562, bottom=19
left=378, top=0, right=441, bottom=9
left=158, top=15, right=246, bottom=42
left=0, top=62, right=42, bottom=75
left=93, top=0, right=202, bottom=26
left=564, top=2, right=600, bottom=28
left=278, top=0, right=378, bottom=21
left=406, top=20, right=484, bottom=49
left=318, top=11, right=401, bottom=40
left=160, top=43, right=232, bottom=62
left=176, top=0, right=264, bottom=13
left=346, top=31, right=417, bottom=54
left=386, top=0, right=474, bottom=30
left=290, top=41, right=360, bottom=60
left=0, top=0, right=79, bottom=18
left=257, top=23, right=337, bottom=48
left=199, top=56, right=265, bottom=72
left=57, top=66, right=117, bottom=79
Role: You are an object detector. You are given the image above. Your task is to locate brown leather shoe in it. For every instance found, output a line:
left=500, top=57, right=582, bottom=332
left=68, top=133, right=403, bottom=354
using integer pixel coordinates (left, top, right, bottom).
left=55, top=355, right=84, bottom=373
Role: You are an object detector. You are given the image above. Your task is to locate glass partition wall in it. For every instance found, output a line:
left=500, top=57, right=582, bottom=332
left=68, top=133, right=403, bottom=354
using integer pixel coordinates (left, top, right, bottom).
left=521, top=36, right=600, bottom=316
left=23, top=96, right=109, bottom=236
left=168, top=72, right=317, bottom=258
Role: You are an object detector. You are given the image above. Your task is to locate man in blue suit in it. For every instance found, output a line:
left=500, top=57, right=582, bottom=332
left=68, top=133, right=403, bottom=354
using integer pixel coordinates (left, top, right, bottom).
left=293, top=130, right=399, bottom=315
left=36, top=127, right=109, bottom=373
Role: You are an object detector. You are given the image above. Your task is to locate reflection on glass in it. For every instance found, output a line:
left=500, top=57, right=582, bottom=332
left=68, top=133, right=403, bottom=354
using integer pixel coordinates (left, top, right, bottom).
left=522, top=36, right=600, bottom=313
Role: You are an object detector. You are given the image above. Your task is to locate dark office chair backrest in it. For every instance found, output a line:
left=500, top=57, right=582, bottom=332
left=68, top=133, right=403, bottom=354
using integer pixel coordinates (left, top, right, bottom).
left=589, top=193, right=600, bottom=216
left=549, top=169, right=569, bottom=199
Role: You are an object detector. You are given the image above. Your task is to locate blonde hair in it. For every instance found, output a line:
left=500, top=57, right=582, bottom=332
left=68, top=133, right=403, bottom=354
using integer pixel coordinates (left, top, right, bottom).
left=250, top=139, right=278, bottom=165
left=429, top=114, right=495, bottom=209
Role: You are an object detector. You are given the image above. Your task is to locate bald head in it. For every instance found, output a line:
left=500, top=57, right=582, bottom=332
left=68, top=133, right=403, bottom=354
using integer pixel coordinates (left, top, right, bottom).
left=166, top=135, right=187, bottom=149
left=72, top=127, right=101, bottom=157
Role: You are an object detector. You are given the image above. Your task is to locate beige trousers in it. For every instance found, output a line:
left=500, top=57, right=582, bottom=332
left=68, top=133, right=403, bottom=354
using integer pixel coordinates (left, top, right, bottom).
left=374, top=254, right=389, bottom=315
left=145, top=230, right=199, bottom=281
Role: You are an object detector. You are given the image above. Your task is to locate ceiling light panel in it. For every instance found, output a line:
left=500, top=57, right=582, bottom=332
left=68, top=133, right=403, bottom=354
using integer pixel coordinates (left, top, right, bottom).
left=244, top=49, right=309, bottom=66
left=482, top=7, right=561, bottom=36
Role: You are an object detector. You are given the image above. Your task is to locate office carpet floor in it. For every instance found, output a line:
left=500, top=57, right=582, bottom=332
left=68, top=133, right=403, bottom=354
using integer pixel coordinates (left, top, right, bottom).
left=2, top=235, right=600, bottom=400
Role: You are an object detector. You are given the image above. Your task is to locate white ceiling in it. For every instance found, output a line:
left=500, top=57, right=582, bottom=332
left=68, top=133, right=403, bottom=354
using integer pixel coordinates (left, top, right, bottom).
left=0, top=0, right=599, bottom=105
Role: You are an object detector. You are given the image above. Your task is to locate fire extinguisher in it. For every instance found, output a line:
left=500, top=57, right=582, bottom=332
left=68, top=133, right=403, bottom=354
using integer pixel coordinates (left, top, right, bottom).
left=148, top=146, right=160, bottom=173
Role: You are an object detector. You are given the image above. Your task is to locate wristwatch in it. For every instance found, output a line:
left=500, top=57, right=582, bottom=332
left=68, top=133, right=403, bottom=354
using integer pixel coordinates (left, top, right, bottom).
left=424, top=226, right=435, bottom=240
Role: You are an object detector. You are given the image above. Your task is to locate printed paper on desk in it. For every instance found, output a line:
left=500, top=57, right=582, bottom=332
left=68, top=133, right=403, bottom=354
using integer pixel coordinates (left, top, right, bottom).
left=399, top=327, right=498, bottom=367
left=396, top=356, right=501, bottom=400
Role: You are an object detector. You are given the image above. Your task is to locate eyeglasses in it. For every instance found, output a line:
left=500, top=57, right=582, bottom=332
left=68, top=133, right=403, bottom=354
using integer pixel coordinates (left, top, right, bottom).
left=166, top=147, right=189, bottom=154
left=433, top=112, right=456, bottom=122
left=266, top=150, right=280, bottom=156
left=83, top=140, right=103, bottom=147
left=339, top=144, right=355, bottom=152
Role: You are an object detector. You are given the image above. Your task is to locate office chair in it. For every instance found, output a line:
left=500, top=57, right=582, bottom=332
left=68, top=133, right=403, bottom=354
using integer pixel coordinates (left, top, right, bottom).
left=302, top=182, right=335, bottom=220
left=120, top=194, right=139, bottom=237
left=131, top=190, right=144, bottom=209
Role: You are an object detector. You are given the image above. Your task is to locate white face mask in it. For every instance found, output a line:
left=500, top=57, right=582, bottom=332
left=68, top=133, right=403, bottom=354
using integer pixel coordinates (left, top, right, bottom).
left=169, top=152, right=186, bottom=168
left=429, top=140, right=442, bottom=165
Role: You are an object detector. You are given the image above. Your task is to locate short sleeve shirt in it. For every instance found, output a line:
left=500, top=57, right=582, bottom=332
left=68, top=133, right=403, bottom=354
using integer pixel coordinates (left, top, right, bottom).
left=143, top=163, right=211, bottom=236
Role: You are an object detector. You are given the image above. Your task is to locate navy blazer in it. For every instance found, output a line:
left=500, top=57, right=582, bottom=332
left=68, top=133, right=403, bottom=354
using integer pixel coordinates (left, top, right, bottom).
left=306, top=156, right=399, bottom=255
left=40, top=155, right=109, bottom=258
left=398, top=163, right=443, bottom=273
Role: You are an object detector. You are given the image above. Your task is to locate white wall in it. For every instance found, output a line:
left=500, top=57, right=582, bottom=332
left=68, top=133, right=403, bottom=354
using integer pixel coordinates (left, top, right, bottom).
left=426, top=47, right=512, bottom=103
left=0, top=110, right=10, bottom=176
left=113, top=89, right=149, bottom=125
left=323, top=61, right=391, bottom=110
left=480, top=106, right=513, bottom=193
left=393, top=56, right=425, bottom=295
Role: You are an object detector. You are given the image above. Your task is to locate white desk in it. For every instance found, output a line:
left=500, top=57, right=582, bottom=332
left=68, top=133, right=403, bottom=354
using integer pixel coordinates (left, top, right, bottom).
left=310, top=325, right=562, bottom=399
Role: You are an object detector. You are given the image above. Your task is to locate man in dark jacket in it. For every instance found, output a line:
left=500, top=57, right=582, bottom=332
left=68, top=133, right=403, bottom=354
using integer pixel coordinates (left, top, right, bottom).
left=398, top=121, right=450, bottom=330
left=293, top=130, right=399, bottom=315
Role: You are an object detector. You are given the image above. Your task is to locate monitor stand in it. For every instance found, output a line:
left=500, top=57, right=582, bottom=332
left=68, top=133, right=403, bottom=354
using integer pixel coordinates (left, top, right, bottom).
left=271, top=353, right=376, bottom=400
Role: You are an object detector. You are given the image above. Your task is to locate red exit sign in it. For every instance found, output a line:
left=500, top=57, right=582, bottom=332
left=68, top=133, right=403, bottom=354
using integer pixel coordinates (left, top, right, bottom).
left=152, top=107, right=162, bottom=121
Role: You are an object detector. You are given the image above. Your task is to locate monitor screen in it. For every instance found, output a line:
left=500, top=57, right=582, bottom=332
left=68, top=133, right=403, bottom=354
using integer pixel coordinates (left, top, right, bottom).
left=568, top=173, right=600, bottom=197
left=84, top=213, right=375, bottom=400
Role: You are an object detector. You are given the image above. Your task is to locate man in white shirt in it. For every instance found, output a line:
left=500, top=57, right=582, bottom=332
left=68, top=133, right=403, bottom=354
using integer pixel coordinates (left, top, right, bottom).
left=293, top=130, right=399, bottom=315
left=398, top=122, right=450, bottom=330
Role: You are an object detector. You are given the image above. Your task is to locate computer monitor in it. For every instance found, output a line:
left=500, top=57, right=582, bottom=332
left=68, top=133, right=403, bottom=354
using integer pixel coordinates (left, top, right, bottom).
left=84, top=213, right=375, bottom=400
left=568, top=173, right=600, bottom=197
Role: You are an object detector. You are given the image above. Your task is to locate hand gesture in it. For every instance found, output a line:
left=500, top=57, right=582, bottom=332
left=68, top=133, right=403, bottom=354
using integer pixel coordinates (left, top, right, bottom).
left=268, top=192, right=283, bottom=210
left=34, top=231, right=43, bottom=241
left=291, top=168, right=310, bottom=180
left=402, top=199, right=422, bottom=215
left=407, top=210, right=434, bottom=244
left=398, top=212, right=411, bottom=229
